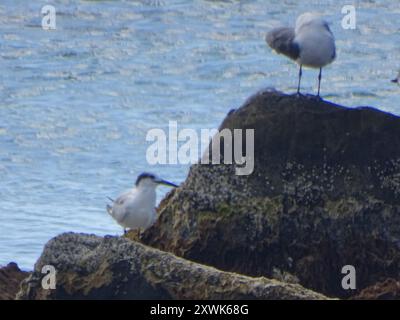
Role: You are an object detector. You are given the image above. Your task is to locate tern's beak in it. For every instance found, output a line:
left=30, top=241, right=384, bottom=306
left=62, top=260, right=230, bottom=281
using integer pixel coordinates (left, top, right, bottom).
left=392, top=78, right=398, bottom=83
left=155, top=179, right=178, bottom=188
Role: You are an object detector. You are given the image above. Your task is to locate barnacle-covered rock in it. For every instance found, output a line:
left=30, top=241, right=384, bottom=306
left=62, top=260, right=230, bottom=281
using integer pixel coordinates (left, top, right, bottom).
left=140, top=89, right=400, bottom=298
left=16, top=233, right=327, bottom=300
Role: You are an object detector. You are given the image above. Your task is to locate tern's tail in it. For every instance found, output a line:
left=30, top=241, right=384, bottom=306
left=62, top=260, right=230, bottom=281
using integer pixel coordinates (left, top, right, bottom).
left=107, top=196, right=115, bottom=202
left=106, top=204, right=113, bottom=215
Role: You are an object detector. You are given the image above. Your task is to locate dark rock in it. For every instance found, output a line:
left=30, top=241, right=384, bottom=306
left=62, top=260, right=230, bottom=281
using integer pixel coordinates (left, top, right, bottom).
left=0, top=262, right=30, bottom=300
left=16, top=233, right=328, bottom=300
left=140, top=89, right=400, bottom=298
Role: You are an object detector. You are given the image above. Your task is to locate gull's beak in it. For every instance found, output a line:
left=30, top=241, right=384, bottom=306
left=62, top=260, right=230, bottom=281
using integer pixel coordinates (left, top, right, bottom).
left=392, top=78, right=398, bottom=83
left=155, top=179, right=178, bottom=188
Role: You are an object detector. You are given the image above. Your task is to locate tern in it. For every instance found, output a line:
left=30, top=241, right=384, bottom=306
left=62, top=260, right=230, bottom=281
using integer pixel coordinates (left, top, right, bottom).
left=266, top=12, right=336, bottom=97
left=106, top=172, right=178, bottom=236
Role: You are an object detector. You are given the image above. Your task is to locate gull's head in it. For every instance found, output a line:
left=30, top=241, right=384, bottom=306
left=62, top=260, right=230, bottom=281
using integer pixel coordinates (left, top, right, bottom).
left=295, top=12, right=329, bottom=34
left=135, top=172, right=178, bottom=189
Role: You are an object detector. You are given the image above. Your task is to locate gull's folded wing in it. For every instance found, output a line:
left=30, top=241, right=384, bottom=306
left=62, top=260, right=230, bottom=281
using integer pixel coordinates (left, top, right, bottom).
left=266, top=27, right=300, bottom=61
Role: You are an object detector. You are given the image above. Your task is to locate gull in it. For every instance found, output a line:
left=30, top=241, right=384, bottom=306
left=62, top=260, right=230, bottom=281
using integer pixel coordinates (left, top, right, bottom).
left=266, top=12, right=336, bottom=97
left=106, top=172, right=178, bottom=236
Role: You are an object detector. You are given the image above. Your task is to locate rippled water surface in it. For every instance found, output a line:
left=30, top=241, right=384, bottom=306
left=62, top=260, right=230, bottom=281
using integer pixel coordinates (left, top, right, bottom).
left=1, top=0, right=399, bottom=269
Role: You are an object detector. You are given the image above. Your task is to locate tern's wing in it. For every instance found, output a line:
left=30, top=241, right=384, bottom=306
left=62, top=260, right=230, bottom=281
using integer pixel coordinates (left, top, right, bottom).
left=107, top=189, right=135, bottom=223
left=266, top=27, right=300, bottom=61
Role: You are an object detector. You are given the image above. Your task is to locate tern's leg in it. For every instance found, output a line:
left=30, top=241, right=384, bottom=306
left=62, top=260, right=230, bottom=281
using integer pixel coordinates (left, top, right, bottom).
left=297, top=64, right=303, bottom=95
left=317, top=67, right=322, bottom=97
left=137, top=228, right=140, bottom=239
left=123, top=228, right=127, bottom=235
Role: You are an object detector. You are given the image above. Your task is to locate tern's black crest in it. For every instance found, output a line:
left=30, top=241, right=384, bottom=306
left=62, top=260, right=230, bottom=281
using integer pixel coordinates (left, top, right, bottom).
left=135, top=172, right=156, bottom=186
left=266, top=27, right=300, bottom=61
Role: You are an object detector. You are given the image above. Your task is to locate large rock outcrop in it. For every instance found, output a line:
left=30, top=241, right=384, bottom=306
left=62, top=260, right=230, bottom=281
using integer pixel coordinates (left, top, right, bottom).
left=140, top=89, right=400, bottom=298
left=16, top=233, right=327, bottom=300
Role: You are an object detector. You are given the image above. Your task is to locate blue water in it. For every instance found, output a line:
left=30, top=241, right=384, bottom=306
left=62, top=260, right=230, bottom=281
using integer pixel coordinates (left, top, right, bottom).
left=0, top=0, right=399, bottom=270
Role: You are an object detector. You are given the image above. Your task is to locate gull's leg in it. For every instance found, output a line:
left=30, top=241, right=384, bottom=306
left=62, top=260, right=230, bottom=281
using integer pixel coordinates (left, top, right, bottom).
left=123, top=228, right=127, bottom=235
left=317, top=67, right=322, bottom=97
left=297, top=64, right=303, bottom=95
left=137, top=228, right=140, bottom=239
